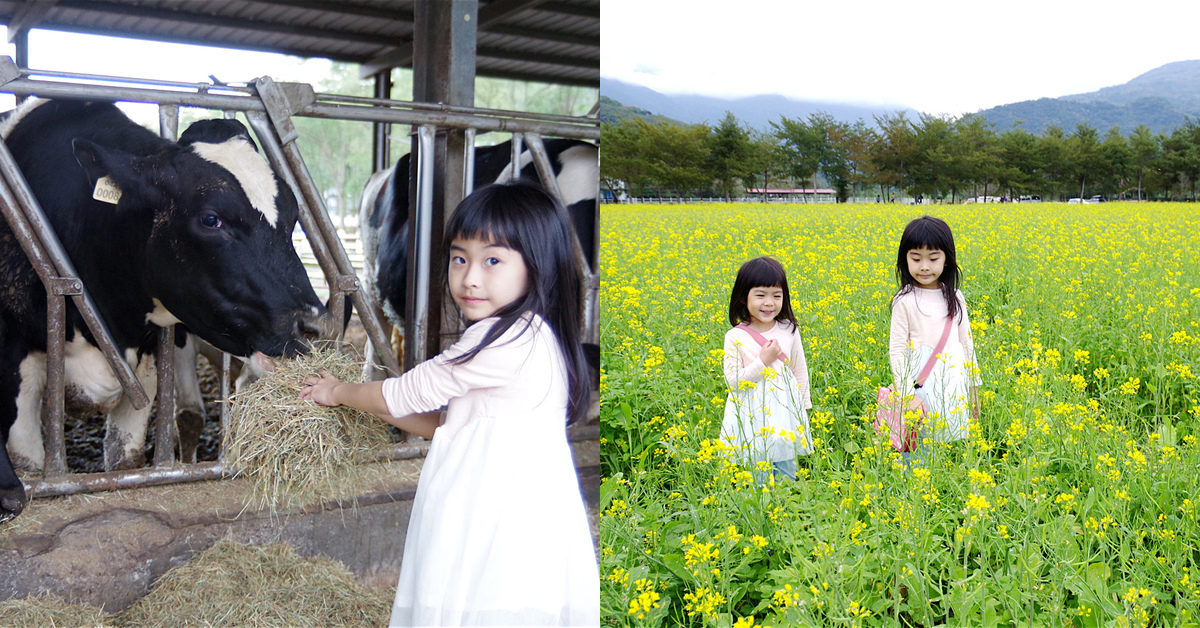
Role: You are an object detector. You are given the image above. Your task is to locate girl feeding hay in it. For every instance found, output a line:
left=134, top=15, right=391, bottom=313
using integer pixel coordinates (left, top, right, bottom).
left=299, top=182, right=599, bottom=627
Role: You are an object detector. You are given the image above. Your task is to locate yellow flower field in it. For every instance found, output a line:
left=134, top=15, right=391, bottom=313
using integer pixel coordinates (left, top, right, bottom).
left=599, top=202, right=1200, bottom=627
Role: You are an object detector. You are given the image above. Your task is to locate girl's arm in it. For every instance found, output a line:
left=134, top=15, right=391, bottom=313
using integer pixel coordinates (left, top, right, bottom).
left=300, top=373, right=441, bottom=439
left=788, top=326, right=812, bottom=409
left=382, top=318, right=528, bottom=418
left=300, top=373, right=388, bottom=414
left=888, top=297, right=913, bottom=392
left=957, top=292, right=983, bottom=386
left=377, top=411, right=441, bottom=440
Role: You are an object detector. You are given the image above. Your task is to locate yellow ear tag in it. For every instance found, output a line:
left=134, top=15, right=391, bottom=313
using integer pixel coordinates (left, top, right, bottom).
left=92, top=176, right=122, bottom=204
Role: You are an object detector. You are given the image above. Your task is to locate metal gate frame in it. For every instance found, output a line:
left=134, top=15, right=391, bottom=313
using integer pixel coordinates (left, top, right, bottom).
left=0, top=58, right=599, bottom=499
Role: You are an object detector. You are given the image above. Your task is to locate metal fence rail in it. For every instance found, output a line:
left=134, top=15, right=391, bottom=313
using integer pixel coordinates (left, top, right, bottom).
left=0, top=58, right=599, bottom=499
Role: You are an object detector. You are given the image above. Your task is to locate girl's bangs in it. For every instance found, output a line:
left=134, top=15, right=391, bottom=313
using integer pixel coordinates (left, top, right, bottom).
left=739, top=259, right=787, bottom=290
left=448, top=204, right=517, bottom=250
left=901, top=219, right=954, bottom=253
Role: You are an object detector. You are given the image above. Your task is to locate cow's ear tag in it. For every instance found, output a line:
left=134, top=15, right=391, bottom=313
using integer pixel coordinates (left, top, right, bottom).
left=92, top=176, right=122, bottom=204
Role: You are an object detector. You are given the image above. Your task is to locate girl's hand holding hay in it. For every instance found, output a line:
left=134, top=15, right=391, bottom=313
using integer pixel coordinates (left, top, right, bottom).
left=300, top=370, right=440, bottom=439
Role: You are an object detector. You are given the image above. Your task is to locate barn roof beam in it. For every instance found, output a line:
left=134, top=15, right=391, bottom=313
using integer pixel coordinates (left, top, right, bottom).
left=486, top=24, right=598, bottom=48
left=44, top=0, right=403, bottom=47
left=474, top=67, right=597, bottom=88
left=359, top=0, right=588, bottom=79
left=236, top=0, right=413, bottom=23
left=478, top=46, right=596, bottom=69
left=479, top=0, right=553, bottom=29
left=537, top=2, right=600, bottom=18
left=7, top=0, right=59, bottom=43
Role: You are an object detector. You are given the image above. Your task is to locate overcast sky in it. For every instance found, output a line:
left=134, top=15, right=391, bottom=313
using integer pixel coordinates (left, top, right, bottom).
left=602, top=0, right=1200, bottom=117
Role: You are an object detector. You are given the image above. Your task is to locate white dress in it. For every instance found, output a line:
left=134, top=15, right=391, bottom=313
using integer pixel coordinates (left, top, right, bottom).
left=889, top=288, right=981, bottom=442
left=381, top=314, right=600, bottom=627
left=720, top=321, right=813, bottom=465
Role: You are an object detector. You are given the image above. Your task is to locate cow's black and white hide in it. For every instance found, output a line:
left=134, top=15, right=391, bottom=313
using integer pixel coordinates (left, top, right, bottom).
left=0, top=100, right=332, bottom=521
left=358, top=138, right=598, bottom=373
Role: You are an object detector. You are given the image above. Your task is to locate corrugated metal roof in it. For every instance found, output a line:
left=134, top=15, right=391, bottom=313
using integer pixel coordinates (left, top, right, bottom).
left=0, top=0, right=599, bottom=87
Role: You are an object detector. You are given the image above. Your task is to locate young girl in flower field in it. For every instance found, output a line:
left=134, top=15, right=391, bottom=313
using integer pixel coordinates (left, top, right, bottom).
left=720, top=256, right=813, bottom=481
left=300, top=182, right=599, bottom=627
left=889, top=215, right=981, bottom=465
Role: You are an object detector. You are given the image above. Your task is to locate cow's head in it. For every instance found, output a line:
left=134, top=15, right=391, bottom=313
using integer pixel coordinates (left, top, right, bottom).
left=71, top=119, right=333, bottom=357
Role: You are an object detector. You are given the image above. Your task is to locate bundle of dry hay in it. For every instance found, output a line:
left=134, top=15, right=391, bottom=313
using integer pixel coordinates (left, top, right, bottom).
left=118, top=537, right=392, bottom=627
left=226, top=342, right=394, bottom=512
left=0, top=592, right=113, bottom=627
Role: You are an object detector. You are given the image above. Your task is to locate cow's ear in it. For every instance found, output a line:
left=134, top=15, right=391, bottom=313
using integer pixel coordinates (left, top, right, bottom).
left=71, top=138, right=136, bottom=188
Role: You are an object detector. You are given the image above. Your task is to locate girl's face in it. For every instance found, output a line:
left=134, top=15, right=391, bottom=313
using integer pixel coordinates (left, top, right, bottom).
left=906, top=246, right=945, bottom=289
left=449, top=236, right=530, bottom=321
left=746, top=285, right=783, bottom=329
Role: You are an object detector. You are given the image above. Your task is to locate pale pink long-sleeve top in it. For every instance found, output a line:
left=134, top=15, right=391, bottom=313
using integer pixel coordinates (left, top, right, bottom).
left=723, top=320, right=812, bottom=410
left=888, top=286, right=981, bottom=391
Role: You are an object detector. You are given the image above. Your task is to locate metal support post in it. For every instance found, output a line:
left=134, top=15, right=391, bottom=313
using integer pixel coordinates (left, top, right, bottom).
left=372, top=71, right=393, bottom=174
left=153, top=325, right=177, bottom=468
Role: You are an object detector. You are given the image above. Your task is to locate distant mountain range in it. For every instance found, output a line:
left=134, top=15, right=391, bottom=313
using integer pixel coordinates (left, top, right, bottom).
left=599, top=77, right=916, bottom=130
left=978, top=60, right=1200, bottom=134
left=602, top=60, right=1200, bottom=135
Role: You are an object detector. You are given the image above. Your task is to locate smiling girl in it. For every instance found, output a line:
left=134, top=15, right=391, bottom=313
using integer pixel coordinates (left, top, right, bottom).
left=720, top=256, right=812, bottom=482
left=299, top=182, right=599, bottom=627
left=889, top=216, right=981, bottom=465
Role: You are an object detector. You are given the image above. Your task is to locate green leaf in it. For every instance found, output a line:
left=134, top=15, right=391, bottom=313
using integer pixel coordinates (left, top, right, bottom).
left=599, top=472, right=624, bottom=511
left=1086, top=561, right=1111, bottom=593
left=659, top=553, right=691, bottom=582
left=1158, top=418, right=1177, bottom=447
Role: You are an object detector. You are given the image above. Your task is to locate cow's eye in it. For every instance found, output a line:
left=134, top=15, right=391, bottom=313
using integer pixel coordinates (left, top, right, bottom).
left=200, top=213, right=223, bottom=229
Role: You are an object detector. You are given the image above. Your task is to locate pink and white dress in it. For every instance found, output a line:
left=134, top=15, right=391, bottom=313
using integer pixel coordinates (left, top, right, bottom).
left=720, top=320, right=813, bottom=466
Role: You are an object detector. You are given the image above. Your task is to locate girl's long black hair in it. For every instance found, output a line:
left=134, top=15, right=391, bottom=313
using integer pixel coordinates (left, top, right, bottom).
left=443, top=181, right=590, bottom=425
left=893, top=215, right=961, bottom=322
left=728, top=256, right=798, bottom=329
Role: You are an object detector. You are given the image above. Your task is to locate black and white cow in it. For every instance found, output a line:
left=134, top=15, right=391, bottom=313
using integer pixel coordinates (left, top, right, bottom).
left=0, top=99, right=332, bottom=521
left=359, top=138, right=598, bottom=368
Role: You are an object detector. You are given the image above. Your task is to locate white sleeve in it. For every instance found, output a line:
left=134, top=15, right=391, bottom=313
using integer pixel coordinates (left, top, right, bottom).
left=788, top=326, right=812, bottom=409
left=381, top=318, right=531, bottom=417
left=888, top=297, right=914, bottom=391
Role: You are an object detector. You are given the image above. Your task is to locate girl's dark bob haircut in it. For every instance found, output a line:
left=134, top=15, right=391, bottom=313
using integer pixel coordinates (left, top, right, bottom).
left=441, top=181, right=590, bottom=425
left=728, top=256, right=798, bottom=329
left=893, top=215, right=962, bottom=321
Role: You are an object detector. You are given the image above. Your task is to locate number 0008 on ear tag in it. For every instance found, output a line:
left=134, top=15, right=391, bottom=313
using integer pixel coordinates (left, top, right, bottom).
left=92, top=176, right=122, bottom=204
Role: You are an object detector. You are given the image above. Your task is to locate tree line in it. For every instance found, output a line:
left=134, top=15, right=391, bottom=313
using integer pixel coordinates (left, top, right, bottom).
left=601, top=109, right=1200, bottom=202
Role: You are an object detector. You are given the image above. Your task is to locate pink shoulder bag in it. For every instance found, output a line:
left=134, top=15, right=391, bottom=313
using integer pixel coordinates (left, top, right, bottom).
left=734, top=324, right=788, bottom=365
left=876, top=315, right=954, bottom=452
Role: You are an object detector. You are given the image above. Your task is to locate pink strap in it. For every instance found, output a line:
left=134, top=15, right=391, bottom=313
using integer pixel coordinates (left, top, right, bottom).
left=915, top=315, right=955, bottom=386
left=734, top=323, right=769, bottom=347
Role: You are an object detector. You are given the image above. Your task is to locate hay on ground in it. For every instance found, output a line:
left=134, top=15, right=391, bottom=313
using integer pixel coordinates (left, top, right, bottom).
left=226, top=342, right=395, bottom=512
left=118, top=537, right=392, bottom=627
left=0, top=592, right=113, bottom=628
